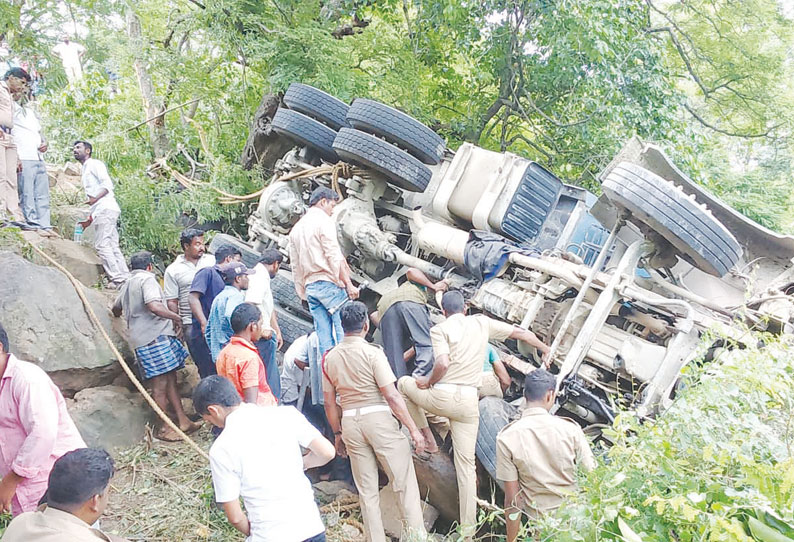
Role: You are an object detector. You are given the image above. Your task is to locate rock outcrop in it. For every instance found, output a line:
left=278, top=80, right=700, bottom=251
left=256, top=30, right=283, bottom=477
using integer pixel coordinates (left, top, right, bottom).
left=379, top=483, right=439, bottom=537
left=68, top=386, right=154, bottom=450
left=30, top=236, right=104, bottom=287
left=0, top=251, right=131, bottom=396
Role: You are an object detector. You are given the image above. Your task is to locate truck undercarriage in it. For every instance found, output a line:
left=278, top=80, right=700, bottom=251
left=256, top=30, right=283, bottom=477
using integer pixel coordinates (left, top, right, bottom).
left=215, top=83, right=794, bottom=522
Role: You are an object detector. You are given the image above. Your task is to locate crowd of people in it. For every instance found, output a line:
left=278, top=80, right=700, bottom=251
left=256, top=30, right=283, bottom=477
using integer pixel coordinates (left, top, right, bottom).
left=0, top=139, right=597, bottom=540
left=1, top=66, right=130, bottom=290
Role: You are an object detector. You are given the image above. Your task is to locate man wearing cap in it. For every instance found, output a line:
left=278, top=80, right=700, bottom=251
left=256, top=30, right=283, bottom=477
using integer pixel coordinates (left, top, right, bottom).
left=188, top=244, right=242, bottom=378
left=497, top=369, right=595, bottom=542
left=205, top=261, right=255, bottom=363
left=0, top=68, right=26, bottom=224
left=323, top=302, right=427, bottom=542
left=397, top=290, right=551, bottom=540
left=289, top=187, right=359, bottom=356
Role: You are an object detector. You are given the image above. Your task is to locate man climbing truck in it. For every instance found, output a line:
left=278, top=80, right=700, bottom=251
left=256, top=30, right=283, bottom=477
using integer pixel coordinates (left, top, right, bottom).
left=210, top=82, right=794, bottom=523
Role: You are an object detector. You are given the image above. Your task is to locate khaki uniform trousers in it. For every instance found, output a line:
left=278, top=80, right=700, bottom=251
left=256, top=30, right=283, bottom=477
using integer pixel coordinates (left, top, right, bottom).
left=0, top=139, right=23, bottom=222
left=341, top=409, right=426, bottom=542
left=478, top=372, right=503, bottom=399
left=398, top=377, right=479, bottom=538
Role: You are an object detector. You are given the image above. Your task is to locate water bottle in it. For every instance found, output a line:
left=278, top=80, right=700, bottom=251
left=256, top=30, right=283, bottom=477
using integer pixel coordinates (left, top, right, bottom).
left=73, top=222, right=83, bottom=243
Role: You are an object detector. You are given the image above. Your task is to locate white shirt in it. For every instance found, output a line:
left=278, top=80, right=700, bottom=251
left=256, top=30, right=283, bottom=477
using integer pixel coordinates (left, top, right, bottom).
left=53, top=42, right=85, bottom=67
left=245, top=263, right=274, bottom=331
left=164, top=253, right=215, bottom=324
left=280, top=334, right=311, bottom=405
left=81, top=158, right=120, bottom=216
left=12, top=103, right=43, bottom=161
left=209, top=404, right=325, bottom=542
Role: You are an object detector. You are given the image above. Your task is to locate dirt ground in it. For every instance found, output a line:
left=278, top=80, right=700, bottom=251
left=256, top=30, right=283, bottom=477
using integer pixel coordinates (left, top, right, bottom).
left=103, top=427, right=368, bottom=542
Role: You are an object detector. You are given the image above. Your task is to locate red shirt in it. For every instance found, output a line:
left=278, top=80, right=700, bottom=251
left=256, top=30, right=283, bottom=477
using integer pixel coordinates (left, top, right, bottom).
left=216, top=337, right=277, bottom=407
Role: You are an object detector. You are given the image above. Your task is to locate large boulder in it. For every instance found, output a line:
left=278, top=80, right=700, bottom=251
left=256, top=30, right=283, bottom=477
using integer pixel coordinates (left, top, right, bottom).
left=68, top=385, right=154, bottom=450
left=413, top=452, right=460, bottom=523
left=51, top=204, right=96, bottom=246
left=0, top=252, right=132, bottom=395
left=29, top=236, right=104, bottom=287
left=379, top=483, right=438, bottom=538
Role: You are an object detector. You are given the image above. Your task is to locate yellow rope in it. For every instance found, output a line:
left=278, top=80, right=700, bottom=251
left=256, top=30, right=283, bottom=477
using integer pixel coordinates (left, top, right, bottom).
left=25, top=241, right=210, bottom=461
left=155, top=158, right=363, bottom=205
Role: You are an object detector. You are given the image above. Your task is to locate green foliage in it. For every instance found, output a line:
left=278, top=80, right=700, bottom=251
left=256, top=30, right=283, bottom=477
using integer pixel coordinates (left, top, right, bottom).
left=6, top=0, right=794, bottom=258
left=528, top=337, right=794, bottom=542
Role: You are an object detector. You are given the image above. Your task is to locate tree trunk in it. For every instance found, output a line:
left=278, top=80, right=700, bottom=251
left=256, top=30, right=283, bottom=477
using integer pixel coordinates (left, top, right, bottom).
left=239, top=92, right=293, bottom=174
left=126, top=9, right=170, bottom=159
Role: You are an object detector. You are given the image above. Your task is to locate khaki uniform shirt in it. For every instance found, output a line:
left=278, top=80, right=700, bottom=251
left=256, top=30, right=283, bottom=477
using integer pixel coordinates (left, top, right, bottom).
left=496, top=407, right=596, bottom=514
left=322, top=336, right=396, bottom=410
left=0, top=80, right=13, bottom=129
left=1, top=505, right=129, bottom=542
left=288, top=207, right=346, bottom=300
left=376, top=281, right=427, bottom=316
left=430, top=313, right=514, bottom=387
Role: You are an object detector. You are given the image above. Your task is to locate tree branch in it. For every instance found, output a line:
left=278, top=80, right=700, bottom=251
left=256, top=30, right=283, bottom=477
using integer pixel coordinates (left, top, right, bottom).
left=683, top=102, right=778, bottom=139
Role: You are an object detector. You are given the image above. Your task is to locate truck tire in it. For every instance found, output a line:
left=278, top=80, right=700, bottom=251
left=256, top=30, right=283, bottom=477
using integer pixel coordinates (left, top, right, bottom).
left=602, top=162, right=741, bottom=277
left=333, top=128, right=432, bottom=192
left=346, top=99, right=446, bottom=165
left=283, top=83, right=350, bottom=131
left=476, top=397, right=519, bottom=487
left=272, top=108, right=339, bottom=163
left=208, top=233, right=261, bottom=269
left=271, top=269, right=312, bottom=321
left=275, top=307, right=314, bottom=350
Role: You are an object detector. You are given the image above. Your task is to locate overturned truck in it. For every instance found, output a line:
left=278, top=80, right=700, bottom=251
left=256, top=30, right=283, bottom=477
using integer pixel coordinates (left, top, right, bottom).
left=217, top=83, right=794, bottom=521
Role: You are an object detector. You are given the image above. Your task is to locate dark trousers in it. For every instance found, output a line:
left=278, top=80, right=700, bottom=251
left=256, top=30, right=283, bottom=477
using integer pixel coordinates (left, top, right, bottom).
left=380, top=301, right=435, bottom=378
left=303, top=532, right=326, bottom=542
left=255, top=335, right=281, bottom=399
left=187, top=322, right=216, bottom=378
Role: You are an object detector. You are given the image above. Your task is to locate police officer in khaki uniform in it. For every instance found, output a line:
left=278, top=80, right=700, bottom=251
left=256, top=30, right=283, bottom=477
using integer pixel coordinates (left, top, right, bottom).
left=496, top=369, right=596, bottom=542
left=0, top=68, right=27, bottom=224
left=323, top=301, right=428, bottom=542
left=397, top=290, right=550, bottom=539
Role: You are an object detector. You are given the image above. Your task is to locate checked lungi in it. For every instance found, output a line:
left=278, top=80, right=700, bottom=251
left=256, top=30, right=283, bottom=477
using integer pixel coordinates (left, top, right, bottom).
left=135, top=335, right=189, bottom=379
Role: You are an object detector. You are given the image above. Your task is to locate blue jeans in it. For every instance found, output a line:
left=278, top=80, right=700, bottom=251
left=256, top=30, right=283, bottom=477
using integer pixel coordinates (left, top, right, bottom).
left=255, top=335, right=281, bottom=399
left=305, top=281, right=347, bottom=356
left=17, top=160, right=51, bottom=229
left=303, top=532, right=326, bottom=542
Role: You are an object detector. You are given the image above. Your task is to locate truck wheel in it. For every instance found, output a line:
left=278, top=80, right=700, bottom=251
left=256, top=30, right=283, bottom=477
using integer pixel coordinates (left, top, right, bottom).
left=208, top=233, right=261, bottom=269
left=602, top=162, right=741, bottom=277
left=476, top=397, right=519, bottom=488
left=275, top=308, right=314, bottom=350
left=271, top=269, right=312, bottom=321
left=272, top=108, right=339, bottom=163
left=283, top=83, right=350, bottom=131
left=333, top=128, right=432, bottom=192
left=346, top=99, right=446, bottom=165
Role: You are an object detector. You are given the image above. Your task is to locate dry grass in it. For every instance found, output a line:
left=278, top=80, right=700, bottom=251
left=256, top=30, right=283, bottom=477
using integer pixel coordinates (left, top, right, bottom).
left=102, top=427, right=367, bottom=542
